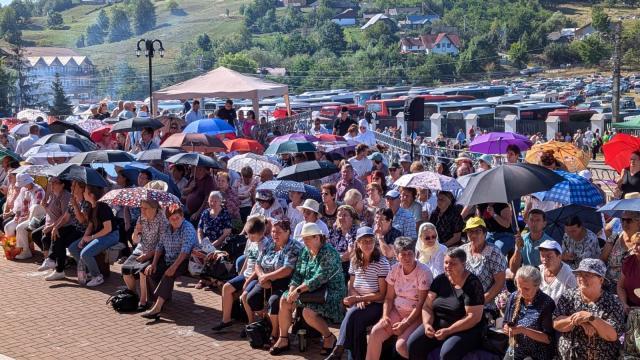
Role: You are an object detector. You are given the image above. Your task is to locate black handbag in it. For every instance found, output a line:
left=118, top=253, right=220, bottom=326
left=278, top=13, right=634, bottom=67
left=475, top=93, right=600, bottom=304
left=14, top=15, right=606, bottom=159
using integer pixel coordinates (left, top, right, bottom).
left=201, top=254, right=236, bottom=281
left=298, top=285, right=328, bottom=304
left=106, top=289, right=139, bottom=313
left=481, top=327, right=509, bottom=356
left=245, top=318, right=272, bottom=349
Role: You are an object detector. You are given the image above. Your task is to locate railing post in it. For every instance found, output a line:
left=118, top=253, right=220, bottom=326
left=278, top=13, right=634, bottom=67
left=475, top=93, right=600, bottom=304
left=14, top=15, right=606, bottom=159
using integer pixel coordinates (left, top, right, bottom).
left=545, top=115, right=560, bottom=141
left=430, top=113, right=442, bottom=140
left=465, top=114, right=478, bottom=139
left=396, top=112, right=406, bottom=139
left=504, top=114, right=518, bottom=133
left=590, top=113, right=606, bottom=136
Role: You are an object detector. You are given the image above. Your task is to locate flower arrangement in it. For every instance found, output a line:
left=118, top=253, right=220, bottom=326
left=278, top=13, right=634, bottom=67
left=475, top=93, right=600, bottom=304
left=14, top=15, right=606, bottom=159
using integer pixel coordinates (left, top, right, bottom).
left=1, top=235, right=21, bottom=260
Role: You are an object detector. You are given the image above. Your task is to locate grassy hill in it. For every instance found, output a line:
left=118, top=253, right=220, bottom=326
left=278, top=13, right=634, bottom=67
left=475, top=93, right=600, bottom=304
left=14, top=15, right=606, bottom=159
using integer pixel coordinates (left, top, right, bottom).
left=556, top=1, right=639, bottom=25
left=21, top=0, right=246, bottom=72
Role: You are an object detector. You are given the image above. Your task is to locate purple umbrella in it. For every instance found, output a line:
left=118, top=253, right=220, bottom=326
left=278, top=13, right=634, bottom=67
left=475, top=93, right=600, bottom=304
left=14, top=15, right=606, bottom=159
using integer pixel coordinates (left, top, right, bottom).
left=469, top=132, right=532, bottom=154
left=270, top=133, right=319, bottom=145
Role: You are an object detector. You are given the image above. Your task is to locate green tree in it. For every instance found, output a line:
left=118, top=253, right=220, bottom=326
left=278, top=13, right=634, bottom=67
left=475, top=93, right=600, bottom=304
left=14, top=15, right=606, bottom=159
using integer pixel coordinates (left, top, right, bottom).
left=46, top=11, right=64, bottom=29
left=456, top=34, right=498, bottom=76
left=197, top=33, right=212, bottom=52
left=570, top=35, right=612, bottom=66
left=108, top=7, right=132, bottom=42
left=96, top=9, right=109, bottom=33
left=218, top=52, right=258, bottom=73
left=0, top=7, right=22, bottom=44
left=362, top=21, right=397, bottom=47
left=508, top=40, right=528, bottom=68
left=592, top=5, right=610, bottom=33
left=316, top=21, right=345, bottom=55
left=85, top=23, right=104, bottom=45
left=0, top=60, right=14, bottom=116
left=543, top=42, right=579, bottom=67
left=114, top=62, right=146, bottom=100
left=133, top=0, right=156, bottom=35
left=49, top=72, right=72, bottom=115
left=9, top=0, right=31, bottom=22
left=75, top=34, right=85, bottom=48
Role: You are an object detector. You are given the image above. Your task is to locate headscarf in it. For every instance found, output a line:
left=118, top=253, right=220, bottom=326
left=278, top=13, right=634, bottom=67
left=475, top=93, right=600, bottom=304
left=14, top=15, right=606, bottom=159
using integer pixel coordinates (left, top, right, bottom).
left=416, top=222, right=440, bottom=264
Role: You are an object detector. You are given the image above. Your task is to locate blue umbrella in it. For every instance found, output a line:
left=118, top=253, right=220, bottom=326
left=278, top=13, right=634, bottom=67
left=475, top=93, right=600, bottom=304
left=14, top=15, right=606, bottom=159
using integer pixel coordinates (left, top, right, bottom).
left=183, top=119, right=235, bottom=136
left=122, top=162, right=180, bottom=197
left=535, top=171, right=604, bottom=207
left=257, top=180, right=322, bottom=202
left=597, top=198, right=640, bottom=217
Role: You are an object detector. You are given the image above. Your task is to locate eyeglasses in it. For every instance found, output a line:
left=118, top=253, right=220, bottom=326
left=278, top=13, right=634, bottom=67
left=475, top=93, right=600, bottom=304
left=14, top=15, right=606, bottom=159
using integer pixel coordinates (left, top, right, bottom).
left=423, top=235, right=437, bottom=240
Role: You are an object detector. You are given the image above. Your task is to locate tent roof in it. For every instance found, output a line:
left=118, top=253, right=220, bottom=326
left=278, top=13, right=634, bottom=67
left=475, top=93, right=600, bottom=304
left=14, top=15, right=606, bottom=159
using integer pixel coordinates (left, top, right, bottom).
left=153, top=66, right=288, bottom=101
left=612, top=116, right=640, bottom=129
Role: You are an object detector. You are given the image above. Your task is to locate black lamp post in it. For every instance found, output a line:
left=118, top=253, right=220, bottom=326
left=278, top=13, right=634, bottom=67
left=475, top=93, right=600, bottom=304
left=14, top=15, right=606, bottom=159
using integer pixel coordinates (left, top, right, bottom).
left=136, top=39, right=164, bottom=116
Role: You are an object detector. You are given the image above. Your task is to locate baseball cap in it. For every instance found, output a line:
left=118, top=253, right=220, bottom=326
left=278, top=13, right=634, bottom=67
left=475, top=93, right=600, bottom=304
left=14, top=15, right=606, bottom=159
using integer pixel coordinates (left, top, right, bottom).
left=389, top=162, right=401, bottom=169
left=385, top=189, right=400, bottom=199
left=356, top=226, right=375, bottom=240
left=368, top=152, right=383, bottom=162
left=479, top=154, right=493, bottom=164
left=462, top=217, right=486, bottom=232
left=536, top=240, right=562, bottom=254
left=572, top=258, right=606, bottom=278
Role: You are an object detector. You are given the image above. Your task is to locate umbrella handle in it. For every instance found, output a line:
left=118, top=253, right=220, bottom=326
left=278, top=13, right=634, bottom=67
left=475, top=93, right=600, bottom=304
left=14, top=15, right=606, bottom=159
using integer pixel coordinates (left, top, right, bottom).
left=512, top=202, right=520, bottom=233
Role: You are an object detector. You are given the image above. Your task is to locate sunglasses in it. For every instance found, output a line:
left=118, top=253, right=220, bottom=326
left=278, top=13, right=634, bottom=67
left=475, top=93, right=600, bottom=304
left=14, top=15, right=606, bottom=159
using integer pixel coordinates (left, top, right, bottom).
left=423, top=235, right=437, bottom=240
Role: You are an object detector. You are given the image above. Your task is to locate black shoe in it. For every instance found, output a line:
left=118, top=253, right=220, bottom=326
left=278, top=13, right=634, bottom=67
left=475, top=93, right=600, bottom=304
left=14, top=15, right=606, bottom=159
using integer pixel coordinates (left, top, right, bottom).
left=320, top=333, right=337, bottom=356
left=211, top=321, right=232, bottom=331
left=325, top=345, right=344, bottom=360
left=269, top=337, right=290, bottom=356
left=141, top=311, right=160, bottom=320
left=136, top=303, right=150, bottom=312
left=240, top=328, right=247, bottom=338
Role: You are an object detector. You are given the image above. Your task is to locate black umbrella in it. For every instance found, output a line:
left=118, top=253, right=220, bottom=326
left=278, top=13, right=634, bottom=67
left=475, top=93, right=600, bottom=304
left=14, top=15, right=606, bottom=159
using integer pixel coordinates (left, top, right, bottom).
left=458, top=163, right=565, bottom=207
left=166, top=153, right=223, bottom=169
left=545, top=204, right=603, bottom=243
left=136, top=148, right=183, bottom=162
left=110, top=117, right=164, bottom=133
left=35, top=132, right=97, bottom=152
left=46, top=164, right=108, bottom=188
left=48, top=120, right=91, bottom=139
left=69, top=150, right=135, bottom=165
left=276, top=161, right=339, bottom=182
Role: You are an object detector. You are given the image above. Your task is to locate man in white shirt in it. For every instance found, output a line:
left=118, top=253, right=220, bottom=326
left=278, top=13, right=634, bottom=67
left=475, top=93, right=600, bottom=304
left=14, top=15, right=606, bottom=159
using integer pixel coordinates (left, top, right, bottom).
left=15, top=125, right=40, bottom=156
left=355, top=119, right=376, bottom=147
left=348, top=143, right=373, bottom=181
left=185, top=100, right=203, bottom=124
left=292, top=199, right=329, bottom=240
left=537, top=240, right=577, bottom=303
left=311, top=118, right=330, bottom=136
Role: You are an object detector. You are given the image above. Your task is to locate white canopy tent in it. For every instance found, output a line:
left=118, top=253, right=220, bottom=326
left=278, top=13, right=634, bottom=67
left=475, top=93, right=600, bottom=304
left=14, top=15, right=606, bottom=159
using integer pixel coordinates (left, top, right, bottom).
left=152, top=66, right=290, bottom=116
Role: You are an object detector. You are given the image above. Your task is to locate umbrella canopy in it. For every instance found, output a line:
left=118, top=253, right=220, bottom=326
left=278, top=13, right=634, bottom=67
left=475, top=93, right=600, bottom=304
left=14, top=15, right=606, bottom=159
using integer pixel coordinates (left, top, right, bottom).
left=24, top=143, right=81, bottom=156
left=394, top=171, right=462, bottom=192
left=48, top=121, right=91, bottom=139
left=0, top=147, right=22, bottom=162
left=264, top=140, right=317, bottom=155
left=270, top=133, right=319, bottom=145
left=166, top=153, right=223, bottom=169
left=136, top=148, right=183, bottom=162
left=469, top=132, right=532, bottom=154
left=458, top=163, right=565, bottom=206
left=46, top=164, right=108, bottom=187
left=227, top=153, right=282, bottom=174
left=69, top=150, right=135, bottom=165
left=76, top=119, right=105, bottom=133
left=17, top=109, right=47, bottom=122
left=603, top=133, right=640, bottom=174
left=14, top=164, right=50, bottom=177
left=545, top=205, right=603, bottom=243
left=110, top=117, right=164, bottom=133
left=276, top=160, right=339, bottom=182
left=534, top=170, right=604, bottom=207
left=224, top=138, right=264, bottom=154
left=90, top=125, right=115, bottom=143
left=317, top=134, right=345, bottom=142
left=524, top=140, right=589, bottom=173
left=611, top=116, right=640, bottom=129
left=257, top=180, right=322, bottom=202
left=597, top=198, right=640, bottom=217
left=183, top=119, right=235, bottom=136
left=35, top=132, right=97, bottom=152
left=315, top=140, right=358, bottom=156
left=100, top=187, right=181, bottom=208
left=10, top=122, right=49, bottom=136
left=120, top=162, right=180, bottom=197
left=160, top=133, right=226, bottom=153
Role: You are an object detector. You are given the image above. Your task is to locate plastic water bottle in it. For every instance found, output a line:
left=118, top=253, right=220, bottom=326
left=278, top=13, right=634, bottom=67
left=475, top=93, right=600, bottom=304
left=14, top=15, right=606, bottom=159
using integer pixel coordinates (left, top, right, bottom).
left=77, top=259, right=87, bottom=286
left=297, top=329, right=307, bottom=352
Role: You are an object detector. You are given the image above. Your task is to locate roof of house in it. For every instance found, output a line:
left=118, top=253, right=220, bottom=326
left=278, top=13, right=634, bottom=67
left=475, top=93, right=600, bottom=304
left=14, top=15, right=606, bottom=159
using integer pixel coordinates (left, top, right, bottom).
left=361, top=13, right=392, bottom=30
left=26, top=56, right=93, bottom=67
left=400, top=37, right=425, bottom=48
left=406, top=14, right=440, bottom=24
left=22, top=47, right=80, bottom=57
left=309, top=0, right=357, bottom=8
left=420, top=33, right=461, bottom=49
left=333, top=8, right=357, bottom=19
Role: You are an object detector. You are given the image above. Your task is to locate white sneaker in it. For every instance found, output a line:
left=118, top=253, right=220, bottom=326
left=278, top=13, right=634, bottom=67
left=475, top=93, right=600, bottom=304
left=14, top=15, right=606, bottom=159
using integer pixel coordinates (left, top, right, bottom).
left=14, top=251, right=32, bottom=260
left=45, top=271, right=65, bottom=281
left=86, top=275, right=104, bottom=287
left=37, top=258, right=56, bottom=272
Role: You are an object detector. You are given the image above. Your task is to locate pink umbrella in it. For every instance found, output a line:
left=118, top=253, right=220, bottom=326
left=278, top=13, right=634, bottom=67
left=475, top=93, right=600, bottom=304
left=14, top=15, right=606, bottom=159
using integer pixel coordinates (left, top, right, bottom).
left=100, top=187, right=181, bottom=208
left=270, top=133, right=319, bottom=145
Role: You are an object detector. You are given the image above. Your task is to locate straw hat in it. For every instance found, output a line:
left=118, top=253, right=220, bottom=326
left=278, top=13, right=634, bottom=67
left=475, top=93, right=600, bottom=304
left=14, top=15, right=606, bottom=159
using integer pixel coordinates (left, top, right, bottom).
left=299, top=223, right=323, bottom=238
left=297, top=199, right=320, bottom=214
left=144, top=180, right=168, bottom=192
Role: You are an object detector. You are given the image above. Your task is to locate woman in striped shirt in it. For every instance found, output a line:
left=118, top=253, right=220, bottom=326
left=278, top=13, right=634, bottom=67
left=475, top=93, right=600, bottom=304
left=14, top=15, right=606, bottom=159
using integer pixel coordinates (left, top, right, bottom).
left=326, top=226, right=390, bottom=360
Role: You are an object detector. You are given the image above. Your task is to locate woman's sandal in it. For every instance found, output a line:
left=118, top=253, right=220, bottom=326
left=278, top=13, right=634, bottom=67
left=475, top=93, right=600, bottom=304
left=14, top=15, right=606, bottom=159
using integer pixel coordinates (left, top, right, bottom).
left=320, top=333, right=337, bottom=356
left=269, top=336, right=290, bottom=356
left=195, top=280, right=207, bottom=289
left=324, top=345, right=344, bottom=360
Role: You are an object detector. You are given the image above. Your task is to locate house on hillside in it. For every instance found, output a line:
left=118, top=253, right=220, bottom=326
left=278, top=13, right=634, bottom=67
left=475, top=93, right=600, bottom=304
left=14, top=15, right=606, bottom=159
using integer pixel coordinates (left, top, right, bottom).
left=547, top=28, right=576, bottom=43
left=17, top=47, right=97, bottom=103
left=386, top=7, right=421, bottom=16
left=332, top=9, right=357, bottom=26
left=283, top=0, right=307, bottom=7
left=361, top=13, right=395, bottom=30
left=398, top=14, right=441, bottom=29
left=399, top=33, right=461, bottom=55
left=308, top=0, right=357, bottom=10
left=574, top=23, right=596, bottom=40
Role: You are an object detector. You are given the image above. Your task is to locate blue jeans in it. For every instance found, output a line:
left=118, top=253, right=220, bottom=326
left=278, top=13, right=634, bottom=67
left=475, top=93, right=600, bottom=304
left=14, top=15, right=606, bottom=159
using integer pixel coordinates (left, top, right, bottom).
left=69, top=231, right=119, bottom=277
left=486, top=231, right=515, bottom=256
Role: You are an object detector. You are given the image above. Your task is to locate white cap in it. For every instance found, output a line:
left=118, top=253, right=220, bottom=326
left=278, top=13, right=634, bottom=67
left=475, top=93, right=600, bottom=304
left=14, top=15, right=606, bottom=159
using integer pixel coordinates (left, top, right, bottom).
left=358, top=119, right=368, bottom=128
left=536, top=240, right=562, bottom=254
left=578, top=170, right=592, bottom=181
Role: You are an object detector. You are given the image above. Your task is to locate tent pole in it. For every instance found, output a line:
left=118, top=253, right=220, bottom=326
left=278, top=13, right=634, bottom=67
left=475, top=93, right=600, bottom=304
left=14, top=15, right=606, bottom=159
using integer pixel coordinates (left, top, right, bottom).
left=252, top=97, right=260, bottom=120
left=284, top=92, right=291, bottom=116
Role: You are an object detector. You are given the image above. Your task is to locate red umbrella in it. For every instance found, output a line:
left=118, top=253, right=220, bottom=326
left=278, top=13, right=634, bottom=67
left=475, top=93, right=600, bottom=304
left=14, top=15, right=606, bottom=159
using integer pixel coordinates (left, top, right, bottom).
left=90, top=125, right=115, bottom=143
left=160, top=133, right=226, bottom=153
left=224, top=138, right=264, bottom=154
left=317, top=134, right=345, bottom=142
left=603, top=133, right=640, bottom=173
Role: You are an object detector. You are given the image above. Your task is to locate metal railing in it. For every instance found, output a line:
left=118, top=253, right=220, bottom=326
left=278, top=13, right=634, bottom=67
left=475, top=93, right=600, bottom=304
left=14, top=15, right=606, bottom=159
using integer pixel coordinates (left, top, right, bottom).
left=254, top=111, right=313, bottom=145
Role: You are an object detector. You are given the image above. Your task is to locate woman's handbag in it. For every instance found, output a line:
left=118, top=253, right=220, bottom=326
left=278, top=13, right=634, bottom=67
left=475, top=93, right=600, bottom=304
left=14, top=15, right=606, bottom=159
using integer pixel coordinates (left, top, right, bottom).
left=298, top=285, right=328, bottom=304
left=481, top=326, right=509, bottom=356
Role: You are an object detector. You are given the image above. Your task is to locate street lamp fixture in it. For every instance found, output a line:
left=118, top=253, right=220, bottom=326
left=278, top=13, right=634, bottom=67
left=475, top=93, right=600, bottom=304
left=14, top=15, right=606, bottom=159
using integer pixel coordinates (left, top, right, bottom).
left=135, top=39, right=164, bottom=116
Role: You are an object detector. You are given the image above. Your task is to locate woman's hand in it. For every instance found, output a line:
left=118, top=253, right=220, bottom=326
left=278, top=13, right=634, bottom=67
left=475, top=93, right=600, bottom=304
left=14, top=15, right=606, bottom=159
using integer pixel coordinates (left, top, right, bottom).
left=355, top=301, right=366, bottom=309
left=379, top=316, right=392, bottom=330
left=144, top=264, right=156, bottom=276
left=164, top=265, right=176, bottom=277
left=424, top=324, right=436, bottom=338
left=391, top=320, right=407, bottom=336
left=570, top=311, right=592, bottom=326
left=434, top=327, right=450, bottom=340
left=51, top=227, right=60, bottom=241
left=342, top=296, right=357, bottom=307
left=286, top=290, right=299, bottom=304
left=506, top=325, right=525, bottom=336
left=580, top=322, right=597, bottom=337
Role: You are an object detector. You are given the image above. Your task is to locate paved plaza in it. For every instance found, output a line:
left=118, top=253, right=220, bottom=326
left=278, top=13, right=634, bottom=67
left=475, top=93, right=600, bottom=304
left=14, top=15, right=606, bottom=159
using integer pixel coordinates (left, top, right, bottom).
left=0, top=253, right=330, bottom=360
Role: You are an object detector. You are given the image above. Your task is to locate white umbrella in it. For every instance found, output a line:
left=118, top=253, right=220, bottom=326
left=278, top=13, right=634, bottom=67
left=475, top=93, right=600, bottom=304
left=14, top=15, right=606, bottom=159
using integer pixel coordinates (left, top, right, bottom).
left=394, top=171, right=462, bottom=192
left=227, top=153, right=282, bottom=174
left=10, top=122, right=35, bottom=136
left=16, top=109, right=47, bottom=122
left=24, top=144, right=81, bottom=157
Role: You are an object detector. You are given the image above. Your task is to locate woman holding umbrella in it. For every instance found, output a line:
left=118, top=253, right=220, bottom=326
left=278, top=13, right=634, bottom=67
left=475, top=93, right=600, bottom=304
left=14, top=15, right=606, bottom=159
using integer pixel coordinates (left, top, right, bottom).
left=617, top=151, right=640, bottom=197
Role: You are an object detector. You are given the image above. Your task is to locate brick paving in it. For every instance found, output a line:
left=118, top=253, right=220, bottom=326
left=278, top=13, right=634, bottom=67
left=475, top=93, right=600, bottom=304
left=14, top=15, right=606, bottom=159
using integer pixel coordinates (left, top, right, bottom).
left=0, top=252, right=334, bottom=360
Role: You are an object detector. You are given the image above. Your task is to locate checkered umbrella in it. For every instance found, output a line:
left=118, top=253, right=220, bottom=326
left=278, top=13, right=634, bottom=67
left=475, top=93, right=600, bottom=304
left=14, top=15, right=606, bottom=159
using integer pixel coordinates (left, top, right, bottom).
left=257, top=180, right=322, bottom=202
left=100, top=187, right=181, bottom=208
left=536, top=170, right=604, bottom=206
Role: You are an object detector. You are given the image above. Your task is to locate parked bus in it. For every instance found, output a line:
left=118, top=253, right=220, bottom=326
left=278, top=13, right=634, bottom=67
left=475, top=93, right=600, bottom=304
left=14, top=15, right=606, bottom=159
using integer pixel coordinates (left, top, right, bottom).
left=494, top=102, right=568, bottom=122
left=365, top=95, right=477, bottom=118
left=319, top=104, right=365, bottom=120
left=486, top=94, right=523, bottom=105
left=424, top=100, right=495, bottom=118
left=547, top=108, right=597, bottom=122
left=429, top=85, right=508, bottom=99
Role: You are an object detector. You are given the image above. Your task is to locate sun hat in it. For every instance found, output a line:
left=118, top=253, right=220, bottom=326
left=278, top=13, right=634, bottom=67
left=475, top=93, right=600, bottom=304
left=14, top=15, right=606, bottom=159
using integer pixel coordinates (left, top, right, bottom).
left=358, top=119, right=368, bottom=128
left=454, top=152, right=472, bottom=163
left=297, top=199, right=320, bottom=214
left=15, top=173, right=34, bottom=188
left=356, top=226, right=375, bottom=240
left=144, top=180, right=168, bottom=192
left=462, top=217, right=486, bottom=232
left=572, top=258, right=606, bottom=278
left=299, top=223, right=323, bottom=238
left=478, top=154, right=493, bottom=164
left=536, top=240, right=562, bottom=254
left=578, top=169, right=592, bottom=181
left=385, top=189, right=400, bottom=199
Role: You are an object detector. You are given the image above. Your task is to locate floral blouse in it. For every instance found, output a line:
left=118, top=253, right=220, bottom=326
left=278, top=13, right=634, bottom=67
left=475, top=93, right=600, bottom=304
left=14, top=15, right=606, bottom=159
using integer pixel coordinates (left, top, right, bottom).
left=327, top=224, right=358, bottom=255
left=221, top=186, right=240, bottom=220
left=553, top=288, right=624, bottom=360
left=460, top=242, right=507, bottom=311
left=138, top=212, right=168, bottom=254
left=604, top=233, right=629, bottom=283
left=503, top=290, right=556, bottom=360
left=257, top=237, right=303, bottom=273
left=198, top=208, right=232, bottom=243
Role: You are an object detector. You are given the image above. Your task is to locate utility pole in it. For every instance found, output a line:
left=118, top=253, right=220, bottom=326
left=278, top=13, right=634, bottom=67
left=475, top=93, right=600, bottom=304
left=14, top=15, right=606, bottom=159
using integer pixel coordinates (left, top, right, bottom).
left=612, top=21, right=622, bottom=122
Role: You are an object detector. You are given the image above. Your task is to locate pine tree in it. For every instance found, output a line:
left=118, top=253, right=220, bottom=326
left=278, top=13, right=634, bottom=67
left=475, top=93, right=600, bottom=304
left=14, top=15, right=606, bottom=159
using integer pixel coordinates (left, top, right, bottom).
left=49, top=72, right=72, bottom=116
left=85, top=23, right=104, bottom=45
left=46, top=11, right=64, bottom=29
left=76, top=34, right=85, bottom=48
left=108, top=8, right=132, bottom=42
left=0, top=60, right=14, bottom=116
left=133, top=0, right=156, bottom=35
left=96, top=9, right=109, bottom=34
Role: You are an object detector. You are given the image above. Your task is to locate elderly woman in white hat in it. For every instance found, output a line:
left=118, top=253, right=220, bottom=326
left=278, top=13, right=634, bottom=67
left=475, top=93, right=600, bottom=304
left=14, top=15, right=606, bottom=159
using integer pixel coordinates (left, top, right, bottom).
left=355, top=119, right=376, bottom=147
left=476, top=154, right=493, bottom=172
left=269, top=222, right=346, bottom=356
left=4, top=173, right=45, bottom=259
left=292, top=198, right=329, bottom=241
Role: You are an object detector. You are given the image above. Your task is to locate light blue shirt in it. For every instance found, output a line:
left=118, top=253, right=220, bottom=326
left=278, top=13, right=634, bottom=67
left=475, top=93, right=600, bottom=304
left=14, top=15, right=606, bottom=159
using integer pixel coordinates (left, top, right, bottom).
left=185, top=109, right=203, bottom=124
left=520, top=231, right=554, bottom=267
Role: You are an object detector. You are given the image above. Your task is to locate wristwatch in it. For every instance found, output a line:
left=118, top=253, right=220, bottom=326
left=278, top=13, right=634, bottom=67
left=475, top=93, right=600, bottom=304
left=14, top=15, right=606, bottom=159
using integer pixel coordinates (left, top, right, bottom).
left=587, top=315, right=595, bottom=322
left=296, top=288, right=302, bottom=294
